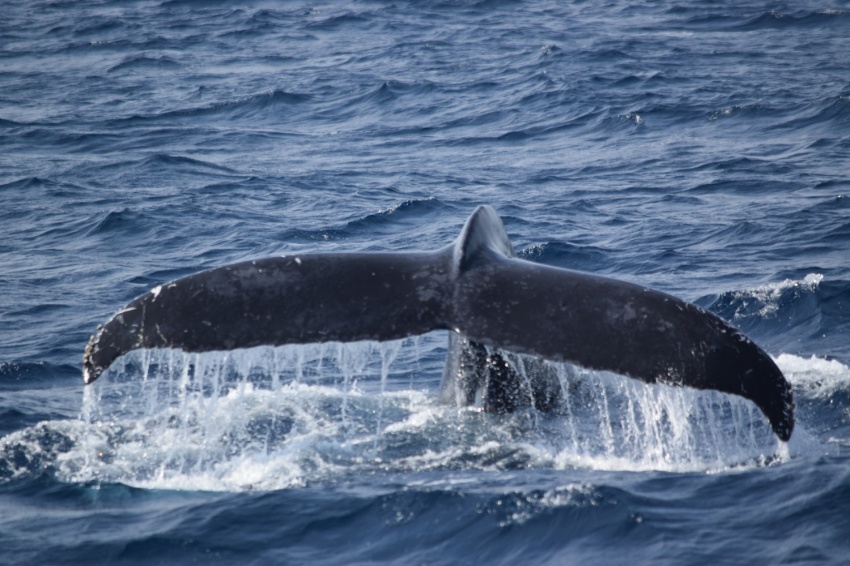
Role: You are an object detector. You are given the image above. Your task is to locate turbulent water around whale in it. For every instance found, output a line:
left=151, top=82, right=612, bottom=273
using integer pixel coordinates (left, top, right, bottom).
left=2, top=1, right=850, bottom=564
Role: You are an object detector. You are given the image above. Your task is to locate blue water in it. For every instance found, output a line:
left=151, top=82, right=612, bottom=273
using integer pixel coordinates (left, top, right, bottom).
left=2, top=0, right=850, bottom=563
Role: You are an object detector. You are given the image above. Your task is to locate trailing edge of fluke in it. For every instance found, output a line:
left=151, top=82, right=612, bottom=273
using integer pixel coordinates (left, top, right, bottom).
left=83, top=205, right=794, bottom=441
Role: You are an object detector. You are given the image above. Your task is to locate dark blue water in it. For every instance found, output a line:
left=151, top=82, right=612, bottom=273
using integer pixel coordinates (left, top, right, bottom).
left=3, top=1, right=850, bottom=563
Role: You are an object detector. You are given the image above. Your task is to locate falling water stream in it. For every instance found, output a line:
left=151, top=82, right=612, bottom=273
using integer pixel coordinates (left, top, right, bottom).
left=50, top=335, right=786, bottom=492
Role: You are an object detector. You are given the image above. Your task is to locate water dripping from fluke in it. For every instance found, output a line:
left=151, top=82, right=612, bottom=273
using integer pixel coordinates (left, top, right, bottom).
left=62, top=339, right=787, bottom=491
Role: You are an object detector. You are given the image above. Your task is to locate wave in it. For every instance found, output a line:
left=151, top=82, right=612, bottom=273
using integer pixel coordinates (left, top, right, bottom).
left=81, top=154, right=241, bottom=190
left=0, top=117, right=28, bottom=128
left=706, top=273, right=823, bottom=325
left=106, top=55, right=181, bottom=74
left=313, top=80, right=442, bottom=133
left=86, top=208, right=153, bottom=237
left=0, top=361, right=78, bottom=383
left=0, top=362, right=79, bottom=437
left=140, top=153, right=237, bottom=174
left=769, top=94, right=850, bottom=132
left=702, top=275, right=850, bottom=365
left=113, top=89, right=311, bottom=126
left=69, top=14, right=135, bottom=38
left=518, top=241, right=611, bottom=272
left=0, top=176, right=91, bottom=196
left=672, top=9, right=848, bottom=32
left=735, top=10, right=848, bottom=31
left=305, top=12, right=370, bottom=31
left=277, top=198, right=448, bottom=243
left=346, top=197, right=447, bottom=230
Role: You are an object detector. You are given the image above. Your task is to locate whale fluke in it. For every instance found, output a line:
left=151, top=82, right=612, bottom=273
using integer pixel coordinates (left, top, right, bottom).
left=83, top=205, right=794, bottom=441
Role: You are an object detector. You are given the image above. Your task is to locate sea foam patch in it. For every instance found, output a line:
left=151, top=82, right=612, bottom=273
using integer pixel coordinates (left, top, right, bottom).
left=776, top=353, right=850, bottom=397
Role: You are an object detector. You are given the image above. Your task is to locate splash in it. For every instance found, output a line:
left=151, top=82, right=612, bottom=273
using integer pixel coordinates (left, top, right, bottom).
left=1, top=338, right=789, bottom=490
left=65, top=339, right=439, bottom=491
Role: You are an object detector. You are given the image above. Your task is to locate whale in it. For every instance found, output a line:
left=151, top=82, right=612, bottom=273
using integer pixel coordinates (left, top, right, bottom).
left=82, top=205, right=794, bottom=441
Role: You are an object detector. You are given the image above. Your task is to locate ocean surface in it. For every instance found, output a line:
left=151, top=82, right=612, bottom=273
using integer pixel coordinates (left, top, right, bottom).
left=2, top=0, right=850, bottom=564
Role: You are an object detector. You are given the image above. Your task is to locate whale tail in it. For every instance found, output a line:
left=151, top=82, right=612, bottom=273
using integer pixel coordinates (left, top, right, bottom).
left=83, top=206, right=794, bottom=441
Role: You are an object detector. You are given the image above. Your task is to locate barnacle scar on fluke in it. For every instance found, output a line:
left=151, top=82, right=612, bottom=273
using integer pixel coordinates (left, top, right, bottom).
left=82, top=205, right=794, bottom=441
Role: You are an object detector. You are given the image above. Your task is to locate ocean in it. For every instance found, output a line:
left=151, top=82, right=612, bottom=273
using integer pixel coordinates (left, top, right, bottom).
left=2, top=0, right=849, bottom=564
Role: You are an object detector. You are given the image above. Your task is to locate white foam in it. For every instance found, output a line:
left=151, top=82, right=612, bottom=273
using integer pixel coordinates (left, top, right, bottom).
left=750, top=273, right=822, bottom=296
left=775, top=353, right=850, bottom=396
left=502, top=483, right=600, bottom=526
left=733, top=273, right=822, bottom=318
